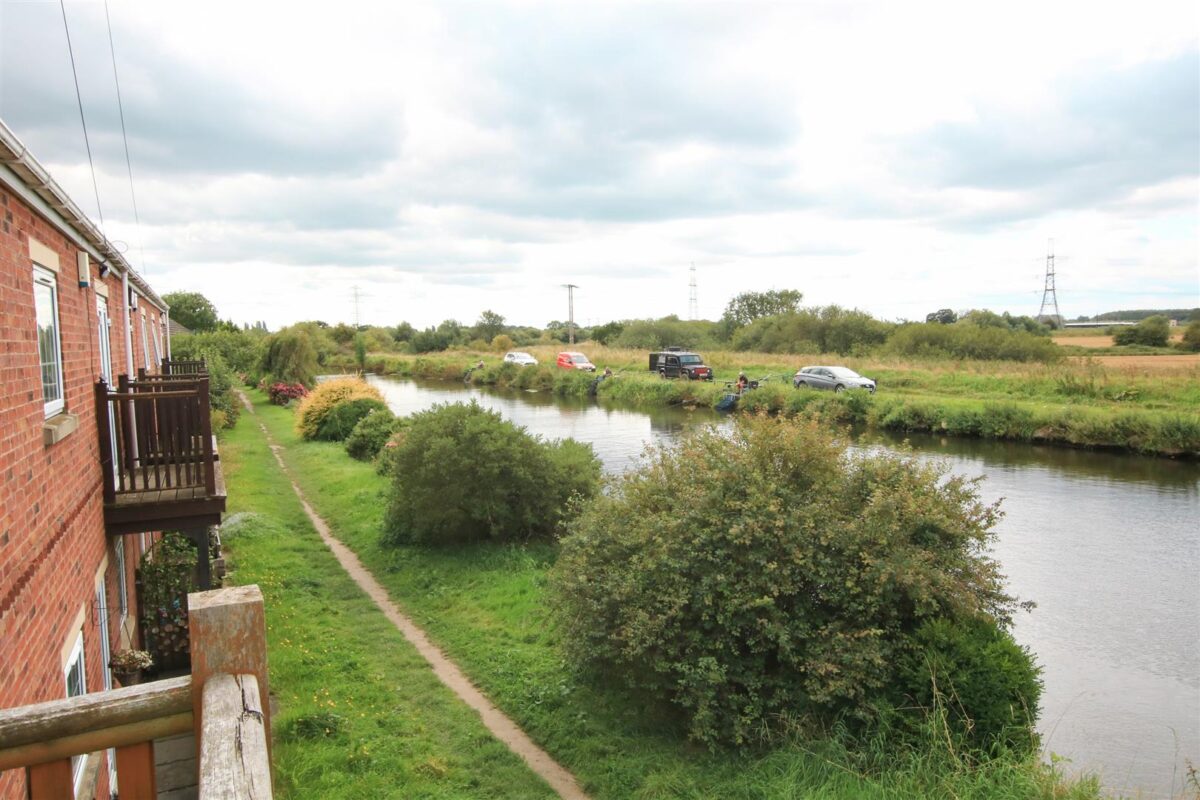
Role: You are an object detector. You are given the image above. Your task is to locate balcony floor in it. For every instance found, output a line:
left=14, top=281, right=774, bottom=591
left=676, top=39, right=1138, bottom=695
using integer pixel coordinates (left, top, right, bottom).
left=104, top=460, right=226, bottom=536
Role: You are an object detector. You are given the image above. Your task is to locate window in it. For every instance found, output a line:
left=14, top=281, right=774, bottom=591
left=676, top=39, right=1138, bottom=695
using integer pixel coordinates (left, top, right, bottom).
left=151, top=316, right=162, bottom=367
left=140, top=314, right=151, bottom=372
left=34, top=267, right=65, bottom=417
left=64, top=632, right=87, bottom=794
left=115, top=537, right=128, bottom=618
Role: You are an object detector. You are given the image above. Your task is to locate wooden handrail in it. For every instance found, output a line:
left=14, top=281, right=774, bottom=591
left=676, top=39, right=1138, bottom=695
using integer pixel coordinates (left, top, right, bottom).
left=1, top=586, right=272, bottom=799
left=0, top=677, right=192, bottom=770
left=199, top=675, right=272, bottom=799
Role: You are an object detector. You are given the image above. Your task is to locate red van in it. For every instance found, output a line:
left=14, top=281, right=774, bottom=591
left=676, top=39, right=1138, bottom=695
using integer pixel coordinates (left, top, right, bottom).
left=556, top=351, right=596, bottom=372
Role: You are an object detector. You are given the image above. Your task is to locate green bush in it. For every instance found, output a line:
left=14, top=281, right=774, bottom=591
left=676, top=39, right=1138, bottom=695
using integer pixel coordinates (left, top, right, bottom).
left=551, top=414, right=1027, bottom=749
left=892, top=616, right=1042, bottom=755
left=1178, top=320, right=1200, bottom=352
left=886, top=323, right=1061, bottom=362
left=294, top=378, right=385, bottom=440
left=316, top=398, right=389, bottom=442
left=345, top=409, right=399, bottom=460
left=382, top=402, right=601, bottom=545
left=1112, top=315, right=1170, bottom=347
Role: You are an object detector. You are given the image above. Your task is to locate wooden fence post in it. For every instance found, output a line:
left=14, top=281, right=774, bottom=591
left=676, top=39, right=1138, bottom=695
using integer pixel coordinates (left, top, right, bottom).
left=26, top=759, right=73, bottom=799
left=115, top=740, right=157, bottom=799
left=187, top=585, right=271, bottom=757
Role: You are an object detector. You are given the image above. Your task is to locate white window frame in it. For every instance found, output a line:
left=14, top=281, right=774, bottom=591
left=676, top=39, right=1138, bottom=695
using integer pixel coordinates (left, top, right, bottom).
left=140, top=313, right=151, bottom=372
left=34, top=266, right=65, bottom=417
left=150, top=315, right=162, bottom=368
left=115, top=537, right=128, bottom=619
left=63, top=632, right=87, bottom=795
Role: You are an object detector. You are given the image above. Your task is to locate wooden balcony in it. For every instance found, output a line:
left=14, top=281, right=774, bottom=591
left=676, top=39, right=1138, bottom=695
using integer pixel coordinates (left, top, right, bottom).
left=96, top=375, right=226, bottom=538
left=0, top=586, right=273, bottom=799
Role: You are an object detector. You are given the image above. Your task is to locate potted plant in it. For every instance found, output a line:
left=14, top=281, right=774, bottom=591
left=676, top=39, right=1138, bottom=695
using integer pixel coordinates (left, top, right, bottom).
left=109, top=649, right=153, bottom=686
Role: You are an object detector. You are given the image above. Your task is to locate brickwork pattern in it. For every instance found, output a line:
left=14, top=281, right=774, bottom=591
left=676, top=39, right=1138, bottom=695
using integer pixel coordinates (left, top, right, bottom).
left=0, top=186, right=165, bottom=799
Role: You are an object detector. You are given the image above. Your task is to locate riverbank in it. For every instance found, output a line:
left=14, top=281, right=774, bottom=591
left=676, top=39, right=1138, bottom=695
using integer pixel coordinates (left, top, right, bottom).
left=230, top=388, right=1106, bottom=799
left=329, top=348, right=1200, bottom=458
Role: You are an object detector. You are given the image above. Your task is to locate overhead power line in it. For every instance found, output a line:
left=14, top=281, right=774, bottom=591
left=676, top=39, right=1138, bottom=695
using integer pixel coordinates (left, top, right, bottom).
left=59, top=0, right=105, bottom=235
left=103, top=0, right=146, bottom=274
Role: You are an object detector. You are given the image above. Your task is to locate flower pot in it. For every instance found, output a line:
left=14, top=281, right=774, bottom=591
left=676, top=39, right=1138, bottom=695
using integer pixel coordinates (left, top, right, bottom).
left=113, top=669, right=143, bottom=687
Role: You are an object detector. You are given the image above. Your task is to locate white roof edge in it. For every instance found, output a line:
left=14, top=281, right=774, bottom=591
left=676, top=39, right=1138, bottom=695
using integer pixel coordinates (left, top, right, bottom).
left=0, top=116, right=168, bottom=312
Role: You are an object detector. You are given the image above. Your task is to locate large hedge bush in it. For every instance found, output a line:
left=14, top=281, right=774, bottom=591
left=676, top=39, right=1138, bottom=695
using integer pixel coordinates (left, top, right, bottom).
left=886, top=323, right=1060, bottom=362
left=382, top=402, right=600, bottom=545
left=551, top=413, right=1035, bottom=750
left=345, top=409, right=400, bottom=460
left=294, top=378, right=385, bottom=441
left=315, top=397, right=389, bottom=442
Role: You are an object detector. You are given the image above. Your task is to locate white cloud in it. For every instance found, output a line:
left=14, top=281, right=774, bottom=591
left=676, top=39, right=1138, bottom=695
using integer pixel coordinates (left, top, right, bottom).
left=0, top=0, right=1195, bottom=328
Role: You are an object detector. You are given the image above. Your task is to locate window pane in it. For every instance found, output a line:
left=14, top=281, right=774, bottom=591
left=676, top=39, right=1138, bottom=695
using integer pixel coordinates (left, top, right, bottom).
left=34, top=281, right=63, bottom=407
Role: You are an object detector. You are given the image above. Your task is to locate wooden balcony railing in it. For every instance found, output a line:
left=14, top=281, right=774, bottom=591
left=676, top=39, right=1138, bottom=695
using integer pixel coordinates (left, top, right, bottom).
left=0, top=585, right=273, bottom=799
left=162, top=358, right=208, bottom=376
left=95, top=376, right=225, bottom=537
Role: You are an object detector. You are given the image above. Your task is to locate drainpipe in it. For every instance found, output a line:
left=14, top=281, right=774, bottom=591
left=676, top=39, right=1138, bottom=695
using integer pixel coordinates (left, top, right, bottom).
left=164, top=309, right=172, bottom=359
left=122, top=270, right=135, bottom=377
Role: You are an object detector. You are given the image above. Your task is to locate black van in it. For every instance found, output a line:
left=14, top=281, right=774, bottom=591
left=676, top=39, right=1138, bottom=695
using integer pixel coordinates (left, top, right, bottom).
left=648, top=349, right=714, bottom=380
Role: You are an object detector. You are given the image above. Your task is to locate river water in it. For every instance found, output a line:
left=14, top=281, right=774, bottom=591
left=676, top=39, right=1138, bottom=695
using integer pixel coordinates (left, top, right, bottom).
left=366, top=375, right=1200, bottom=798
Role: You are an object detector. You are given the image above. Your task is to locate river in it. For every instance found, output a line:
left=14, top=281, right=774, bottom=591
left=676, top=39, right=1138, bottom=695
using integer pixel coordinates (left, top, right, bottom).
left=366, top=375, right=1200, bottom=798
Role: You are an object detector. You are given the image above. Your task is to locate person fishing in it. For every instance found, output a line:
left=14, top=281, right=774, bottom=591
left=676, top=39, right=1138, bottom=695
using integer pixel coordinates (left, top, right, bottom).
left=736, top=371, right=749, bottom=393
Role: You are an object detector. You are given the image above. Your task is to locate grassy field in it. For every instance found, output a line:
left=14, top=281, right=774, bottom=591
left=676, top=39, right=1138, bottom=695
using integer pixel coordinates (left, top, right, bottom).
left=219, top=411, right=557, bottom=798
left=331, top=346, right=1200, bottom=457
left=229, top=389, right=1108, bottom=799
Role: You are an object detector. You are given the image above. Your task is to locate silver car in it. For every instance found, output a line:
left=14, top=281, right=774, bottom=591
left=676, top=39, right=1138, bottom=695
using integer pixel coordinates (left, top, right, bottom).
left=793, top=366, right=876, bottom=393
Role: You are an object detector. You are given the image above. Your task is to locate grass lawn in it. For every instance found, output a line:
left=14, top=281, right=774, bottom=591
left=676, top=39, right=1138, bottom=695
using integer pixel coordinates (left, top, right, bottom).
left=236, top=389, right=1105, bottom=799
left=219, top=409, right=557, bottom=799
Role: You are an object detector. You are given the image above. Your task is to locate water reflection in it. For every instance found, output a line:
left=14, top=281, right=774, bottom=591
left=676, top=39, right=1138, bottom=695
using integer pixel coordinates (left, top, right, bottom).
left=365, top=375, right=1199, bottom=798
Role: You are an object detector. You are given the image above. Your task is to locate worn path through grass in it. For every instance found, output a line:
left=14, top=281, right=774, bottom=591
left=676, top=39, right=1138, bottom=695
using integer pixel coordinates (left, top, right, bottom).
left=219, top=395, right=562, bottom=799
left=237, top=392, right=588, bottom=799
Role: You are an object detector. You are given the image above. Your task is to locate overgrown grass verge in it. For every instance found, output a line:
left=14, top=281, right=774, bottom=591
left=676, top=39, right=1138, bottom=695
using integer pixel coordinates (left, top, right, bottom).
left=218, top=411, right=556, bottom=799
left=243, top=389, right=1106, bottom=799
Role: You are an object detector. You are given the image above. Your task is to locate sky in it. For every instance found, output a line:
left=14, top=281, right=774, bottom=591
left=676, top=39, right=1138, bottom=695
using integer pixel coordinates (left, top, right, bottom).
left=1, top=0, right=1197, bottom=329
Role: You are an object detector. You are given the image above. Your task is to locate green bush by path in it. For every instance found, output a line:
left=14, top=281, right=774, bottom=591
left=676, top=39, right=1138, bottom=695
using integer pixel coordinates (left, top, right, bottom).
left=240, top=391, right=1104, bottom=799
left=382, top=402, right=601, bottom=545
left=315, top=397, right=389, bottom=442
left=294, top=377, right=384, bottom=441
left=344, top=409, right=399, bottom=461
left=552, top=413, right=1036, bottom=751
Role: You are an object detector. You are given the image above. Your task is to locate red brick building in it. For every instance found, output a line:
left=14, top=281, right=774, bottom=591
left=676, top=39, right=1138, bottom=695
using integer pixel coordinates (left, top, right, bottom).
left=0, top=119, right=220, bottom=798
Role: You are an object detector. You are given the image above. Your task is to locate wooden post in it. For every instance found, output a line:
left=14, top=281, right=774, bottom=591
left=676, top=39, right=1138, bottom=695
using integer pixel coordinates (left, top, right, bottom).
left=26, top=759, right=73, bottom=799
left=188, top=586, right=271, bottom=759
left=115, top=741, right=157, bottom=799
left=198, top=377, right=216, bottom=495
left=95, top=379, right=116, bottom=504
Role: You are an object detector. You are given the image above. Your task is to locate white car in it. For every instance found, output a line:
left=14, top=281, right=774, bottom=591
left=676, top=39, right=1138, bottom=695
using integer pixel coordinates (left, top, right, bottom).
left=503, top=351, right=538, bottom=366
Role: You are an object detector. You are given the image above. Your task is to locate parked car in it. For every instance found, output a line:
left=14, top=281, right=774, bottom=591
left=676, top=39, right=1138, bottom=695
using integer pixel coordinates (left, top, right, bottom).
left=503, top=351, right=538, bottom=366
left=556, top=351, right=596, bottom=371
left=793, top=366, right=876, bottom=393
left=648, top=349, right=714, bottom=380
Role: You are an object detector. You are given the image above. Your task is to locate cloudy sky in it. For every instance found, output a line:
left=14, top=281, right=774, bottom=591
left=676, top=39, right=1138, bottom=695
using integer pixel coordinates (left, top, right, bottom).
left=1, top=0, right=1196, bottom=329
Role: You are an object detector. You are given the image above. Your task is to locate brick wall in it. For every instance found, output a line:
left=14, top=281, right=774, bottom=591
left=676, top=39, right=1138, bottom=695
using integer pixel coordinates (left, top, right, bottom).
left=0, top=186, right=164, bottom=799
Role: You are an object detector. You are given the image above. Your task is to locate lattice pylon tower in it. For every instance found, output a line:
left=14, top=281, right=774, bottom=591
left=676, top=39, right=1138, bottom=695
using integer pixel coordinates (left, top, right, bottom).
left=1037, top=240, right=1061, bottom=325
left=688, top=264, right=699, bottom=320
